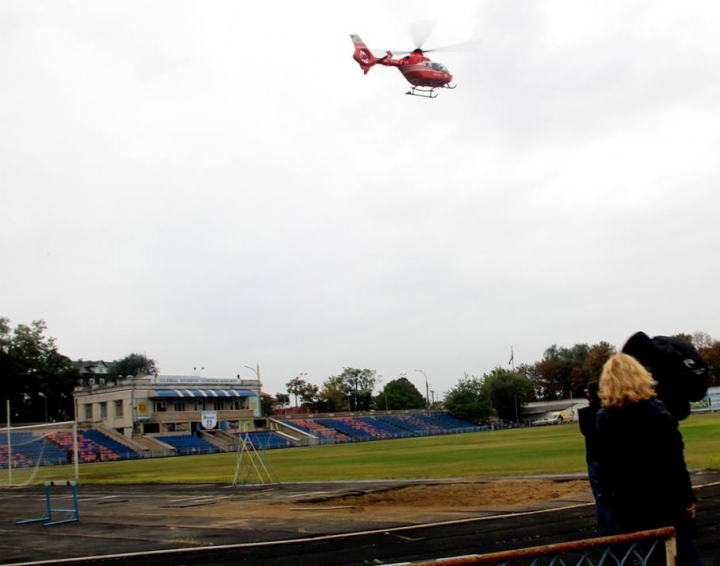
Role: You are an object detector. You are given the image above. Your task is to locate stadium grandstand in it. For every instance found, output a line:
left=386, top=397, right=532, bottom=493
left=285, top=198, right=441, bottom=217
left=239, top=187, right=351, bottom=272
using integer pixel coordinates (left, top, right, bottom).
left=5, top=373, right=715, bottom=472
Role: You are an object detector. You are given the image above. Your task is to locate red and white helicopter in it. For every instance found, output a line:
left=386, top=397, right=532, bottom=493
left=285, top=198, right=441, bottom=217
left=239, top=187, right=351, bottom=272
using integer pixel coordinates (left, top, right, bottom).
left=350, top=23, right=478, bottom=98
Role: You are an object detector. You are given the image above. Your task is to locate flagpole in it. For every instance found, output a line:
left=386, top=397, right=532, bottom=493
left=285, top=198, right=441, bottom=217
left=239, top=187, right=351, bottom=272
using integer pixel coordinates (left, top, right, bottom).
left=509, top=346, right=515, bottom=371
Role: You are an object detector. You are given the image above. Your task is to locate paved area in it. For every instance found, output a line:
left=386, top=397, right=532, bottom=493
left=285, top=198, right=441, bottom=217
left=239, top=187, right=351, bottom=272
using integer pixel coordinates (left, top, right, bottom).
left=1, top=472, right=718, bottom=565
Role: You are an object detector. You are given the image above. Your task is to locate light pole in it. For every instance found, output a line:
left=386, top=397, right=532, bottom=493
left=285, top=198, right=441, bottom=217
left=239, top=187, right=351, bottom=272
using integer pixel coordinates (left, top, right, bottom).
left=376, top=375, right=388, bottom=412
left=415, top=369, right=429, bottom=408
left=243, top=364, right=261, bottom=382
left=193, top=367, right=205, bottom=377
left=38, top=392, right=48, bottom=422
left=430, top=390, right=435, bottom=407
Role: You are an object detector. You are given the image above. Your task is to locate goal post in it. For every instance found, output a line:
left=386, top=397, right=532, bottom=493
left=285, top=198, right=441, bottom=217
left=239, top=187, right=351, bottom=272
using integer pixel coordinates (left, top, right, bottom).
left=1, top=420, right=79, bottom=487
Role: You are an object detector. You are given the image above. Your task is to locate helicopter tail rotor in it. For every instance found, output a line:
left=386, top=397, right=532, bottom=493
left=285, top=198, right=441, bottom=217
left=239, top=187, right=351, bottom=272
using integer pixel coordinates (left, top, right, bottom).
left=350, top=34, right=385, bottom=74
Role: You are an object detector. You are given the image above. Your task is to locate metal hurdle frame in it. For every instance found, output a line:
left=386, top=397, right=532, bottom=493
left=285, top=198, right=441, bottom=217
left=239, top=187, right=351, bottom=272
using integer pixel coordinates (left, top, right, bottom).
left=16, top=481, right=80, bottom=527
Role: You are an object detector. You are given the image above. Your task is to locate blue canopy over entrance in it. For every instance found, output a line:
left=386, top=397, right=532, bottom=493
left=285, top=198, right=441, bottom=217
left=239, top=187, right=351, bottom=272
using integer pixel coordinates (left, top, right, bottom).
left=150, top=389, right=255, bottom=398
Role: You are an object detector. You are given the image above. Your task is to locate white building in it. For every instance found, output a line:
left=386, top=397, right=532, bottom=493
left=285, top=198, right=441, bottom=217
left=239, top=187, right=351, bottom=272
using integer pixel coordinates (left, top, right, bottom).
left=73, top=374, right=262, bottom=438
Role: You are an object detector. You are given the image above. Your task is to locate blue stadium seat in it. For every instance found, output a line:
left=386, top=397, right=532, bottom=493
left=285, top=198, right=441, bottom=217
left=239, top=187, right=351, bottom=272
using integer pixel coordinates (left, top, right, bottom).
left=155, top=434, right=221, bottom=455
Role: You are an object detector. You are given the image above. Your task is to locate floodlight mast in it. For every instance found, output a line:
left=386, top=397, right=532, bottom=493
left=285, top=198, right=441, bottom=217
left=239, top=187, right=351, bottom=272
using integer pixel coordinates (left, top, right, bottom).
left=244, top=365, right=261, bottom=382
left=415, top=369, right=430, bottom=408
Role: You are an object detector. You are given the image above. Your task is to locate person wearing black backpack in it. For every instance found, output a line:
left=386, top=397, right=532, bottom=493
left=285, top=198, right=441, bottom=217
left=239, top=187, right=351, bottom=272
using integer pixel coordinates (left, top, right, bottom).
left=621, top=331, right=709, bottom=422
left=596, top=353, right=701, bottom=565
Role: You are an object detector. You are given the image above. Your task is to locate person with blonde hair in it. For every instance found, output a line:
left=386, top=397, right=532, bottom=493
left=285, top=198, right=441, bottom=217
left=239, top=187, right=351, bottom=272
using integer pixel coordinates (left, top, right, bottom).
left=596, top=353, right=700, bottom=565
left=598, top=353, right=658, bottom=408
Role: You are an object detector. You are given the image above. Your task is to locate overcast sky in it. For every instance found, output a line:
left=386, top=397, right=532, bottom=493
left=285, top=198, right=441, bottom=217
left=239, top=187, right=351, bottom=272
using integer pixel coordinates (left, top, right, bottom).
left=2, top=1, right=719, bottom=400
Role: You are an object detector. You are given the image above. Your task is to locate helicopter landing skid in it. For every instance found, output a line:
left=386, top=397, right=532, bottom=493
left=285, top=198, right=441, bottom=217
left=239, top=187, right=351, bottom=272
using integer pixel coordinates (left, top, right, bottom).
left=405, top=85, right=439, bottom=98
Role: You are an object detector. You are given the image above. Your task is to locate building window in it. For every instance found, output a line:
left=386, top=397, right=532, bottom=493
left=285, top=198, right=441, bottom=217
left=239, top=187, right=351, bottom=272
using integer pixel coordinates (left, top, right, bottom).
left=84, top=404, right=93, bottom=420
left=173, top=400, right=185, bottom=412
left=213, top=400, right=224, bottom=411
left=99, top=402, right=107, bottom=419
left=155, top=401, right=166, bottom=412
left=195, top=399, right=206, bottom=411
left=114, top=400, right=124, bottom=417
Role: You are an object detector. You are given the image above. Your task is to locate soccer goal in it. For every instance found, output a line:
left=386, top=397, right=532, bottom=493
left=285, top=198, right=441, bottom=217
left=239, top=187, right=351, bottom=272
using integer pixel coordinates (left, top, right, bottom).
left=1, top=420, right=79, bottom=487
left=232, top=424, right=279, bottom=486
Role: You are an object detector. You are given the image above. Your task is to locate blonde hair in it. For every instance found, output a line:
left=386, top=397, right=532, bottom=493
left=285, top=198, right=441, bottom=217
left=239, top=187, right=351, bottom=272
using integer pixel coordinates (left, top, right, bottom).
left=599, top=353, right=657, bottom=408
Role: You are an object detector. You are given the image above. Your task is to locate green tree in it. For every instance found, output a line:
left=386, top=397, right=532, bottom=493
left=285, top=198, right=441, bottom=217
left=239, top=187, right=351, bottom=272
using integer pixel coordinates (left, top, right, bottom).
left=518, top=358, right=560, bottom=401
left=696, top=335, right=720, bottom=387
left=340, top=367, right=376, bottom=411
left=108, top=353, right=158, bottom=380
left=317, top=375, right=350, bottom=413
left=482, top=368, right=534, bottom=422
left=299, top=382, right=319, bottom=408
left=581, top=342, right=616, bottom=384
left=286, top=376, right=308, bottom=409
left=521, top=343, right=592, bottom=401
left=275, top=393, right=290, bottom=407
left=260, top=394, right=274, bottom=416
left=443, top=374, right=491, bottom=423
left=376, top=377, right=425, bottom=411
left=0, top=317, right=79, bottom=423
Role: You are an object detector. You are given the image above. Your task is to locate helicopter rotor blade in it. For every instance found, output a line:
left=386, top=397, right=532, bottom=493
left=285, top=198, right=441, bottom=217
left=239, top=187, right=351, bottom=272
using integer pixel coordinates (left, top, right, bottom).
left=410, top=19, right=437, bottom=50
left=390, top=39, right=482, bottom=57
left=422, top=39, right=482, bottom=54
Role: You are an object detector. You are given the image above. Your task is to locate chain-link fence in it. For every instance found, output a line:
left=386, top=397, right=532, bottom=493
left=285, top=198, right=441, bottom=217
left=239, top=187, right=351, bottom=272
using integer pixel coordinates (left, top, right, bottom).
left=389, top=527, right=676, bottom=566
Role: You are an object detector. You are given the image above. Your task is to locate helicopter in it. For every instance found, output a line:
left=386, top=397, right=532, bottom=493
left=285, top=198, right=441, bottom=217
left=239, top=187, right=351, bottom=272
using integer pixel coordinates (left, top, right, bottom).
left=350, top=24, right=478, bottom=98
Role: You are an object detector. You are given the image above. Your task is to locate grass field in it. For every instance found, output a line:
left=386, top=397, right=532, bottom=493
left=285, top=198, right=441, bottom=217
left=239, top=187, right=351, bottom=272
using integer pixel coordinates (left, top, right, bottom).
left=6, top=412, right=720, bottom=486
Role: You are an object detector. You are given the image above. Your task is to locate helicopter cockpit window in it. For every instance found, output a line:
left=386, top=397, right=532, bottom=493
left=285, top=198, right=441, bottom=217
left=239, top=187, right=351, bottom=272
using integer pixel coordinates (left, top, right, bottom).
left=431, top=62, right=447, bottom=72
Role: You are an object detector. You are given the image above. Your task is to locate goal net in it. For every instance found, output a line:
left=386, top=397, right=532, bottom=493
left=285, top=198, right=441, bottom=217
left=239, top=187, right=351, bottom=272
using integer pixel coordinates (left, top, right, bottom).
left=0, top=421, right=79, bottom=487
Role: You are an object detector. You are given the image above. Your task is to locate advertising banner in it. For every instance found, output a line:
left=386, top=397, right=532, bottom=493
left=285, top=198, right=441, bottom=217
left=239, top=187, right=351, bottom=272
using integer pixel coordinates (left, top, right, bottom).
left=135, top=398, right=150, bottom=421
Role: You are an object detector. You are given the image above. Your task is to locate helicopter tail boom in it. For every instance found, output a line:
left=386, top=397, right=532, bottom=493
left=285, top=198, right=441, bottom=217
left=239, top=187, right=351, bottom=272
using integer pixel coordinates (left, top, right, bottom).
left=350, top=34, right=383, bottom=74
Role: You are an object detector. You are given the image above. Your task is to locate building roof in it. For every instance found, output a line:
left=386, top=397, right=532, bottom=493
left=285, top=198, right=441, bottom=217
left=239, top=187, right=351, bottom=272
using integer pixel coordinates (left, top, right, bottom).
left=72, top=360, right=111, bottom=374
left=149, top=389, right=256, bottom=398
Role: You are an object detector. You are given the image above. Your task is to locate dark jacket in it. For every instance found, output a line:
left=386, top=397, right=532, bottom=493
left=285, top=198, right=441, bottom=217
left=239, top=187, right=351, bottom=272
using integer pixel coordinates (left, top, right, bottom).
left=578, top=402, right=601, bottom=464
left=596, top=398, right=695, bottom=532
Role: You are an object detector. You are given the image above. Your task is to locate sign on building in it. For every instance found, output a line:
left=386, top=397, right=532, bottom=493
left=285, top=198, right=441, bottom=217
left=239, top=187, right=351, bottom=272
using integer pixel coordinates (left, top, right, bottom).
left=201, top=411, right=218, bottom=429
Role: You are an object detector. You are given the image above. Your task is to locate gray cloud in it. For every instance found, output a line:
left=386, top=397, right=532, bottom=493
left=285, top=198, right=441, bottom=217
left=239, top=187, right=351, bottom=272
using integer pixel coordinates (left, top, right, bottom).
left=1, top=1, right=719, bottom=398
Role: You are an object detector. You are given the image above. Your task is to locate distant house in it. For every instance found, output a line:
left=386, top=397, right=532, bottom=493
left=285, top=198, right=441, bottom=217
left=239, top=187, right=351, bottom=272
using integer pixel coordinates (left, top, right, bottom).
left=71, top=360, right=112, bottom=383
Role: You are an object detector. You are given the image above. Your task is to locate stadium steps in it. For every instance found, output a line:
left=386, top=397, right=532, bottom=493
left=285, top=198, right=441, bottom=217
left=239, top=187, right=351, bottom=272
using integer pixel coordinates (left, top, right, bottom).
left=271, top=418, right=329, bottom=445
left=94, top=426, right=147, bottom=455
left=138, top=435, right=176, bottom=452
left=272, top=429, right=300, bottom=443
left=200, top=430, right=234, bottom=452
left=208, top=429, right=238, bottom=449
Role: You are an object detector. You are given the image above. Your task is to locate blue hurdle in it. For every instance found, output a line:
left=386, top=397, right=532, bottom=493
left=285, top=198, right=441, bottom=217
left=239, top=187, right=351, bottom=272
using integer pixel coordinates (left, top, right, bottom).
left=16, top=481, right=80, bottom=527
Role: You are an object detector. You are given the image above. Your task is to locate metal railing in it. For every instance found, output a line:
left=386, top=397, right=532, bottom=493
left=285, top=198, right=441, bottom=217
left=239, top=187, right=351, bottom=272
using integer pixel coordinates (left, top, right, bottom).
left=392, top=527, right=676, bottom=566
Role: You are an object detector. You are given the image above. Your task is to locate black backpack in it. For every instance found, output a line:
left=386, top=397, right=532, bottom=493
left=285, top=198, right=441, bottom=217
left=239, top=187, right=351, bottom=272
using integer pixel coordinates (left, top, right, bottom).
left=622, top=331, right=709, bottom=420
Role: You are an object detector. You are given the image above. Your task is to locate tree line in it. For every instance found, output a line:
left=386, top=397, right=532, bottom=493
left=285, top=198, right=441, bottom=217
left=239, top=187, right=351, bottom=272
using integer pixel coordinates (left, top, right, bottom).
left=3, top=315, right=718, bottom=424
left=1, top=317, right=158, bottom=423
left=275, top=334, right=719, bottom=422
